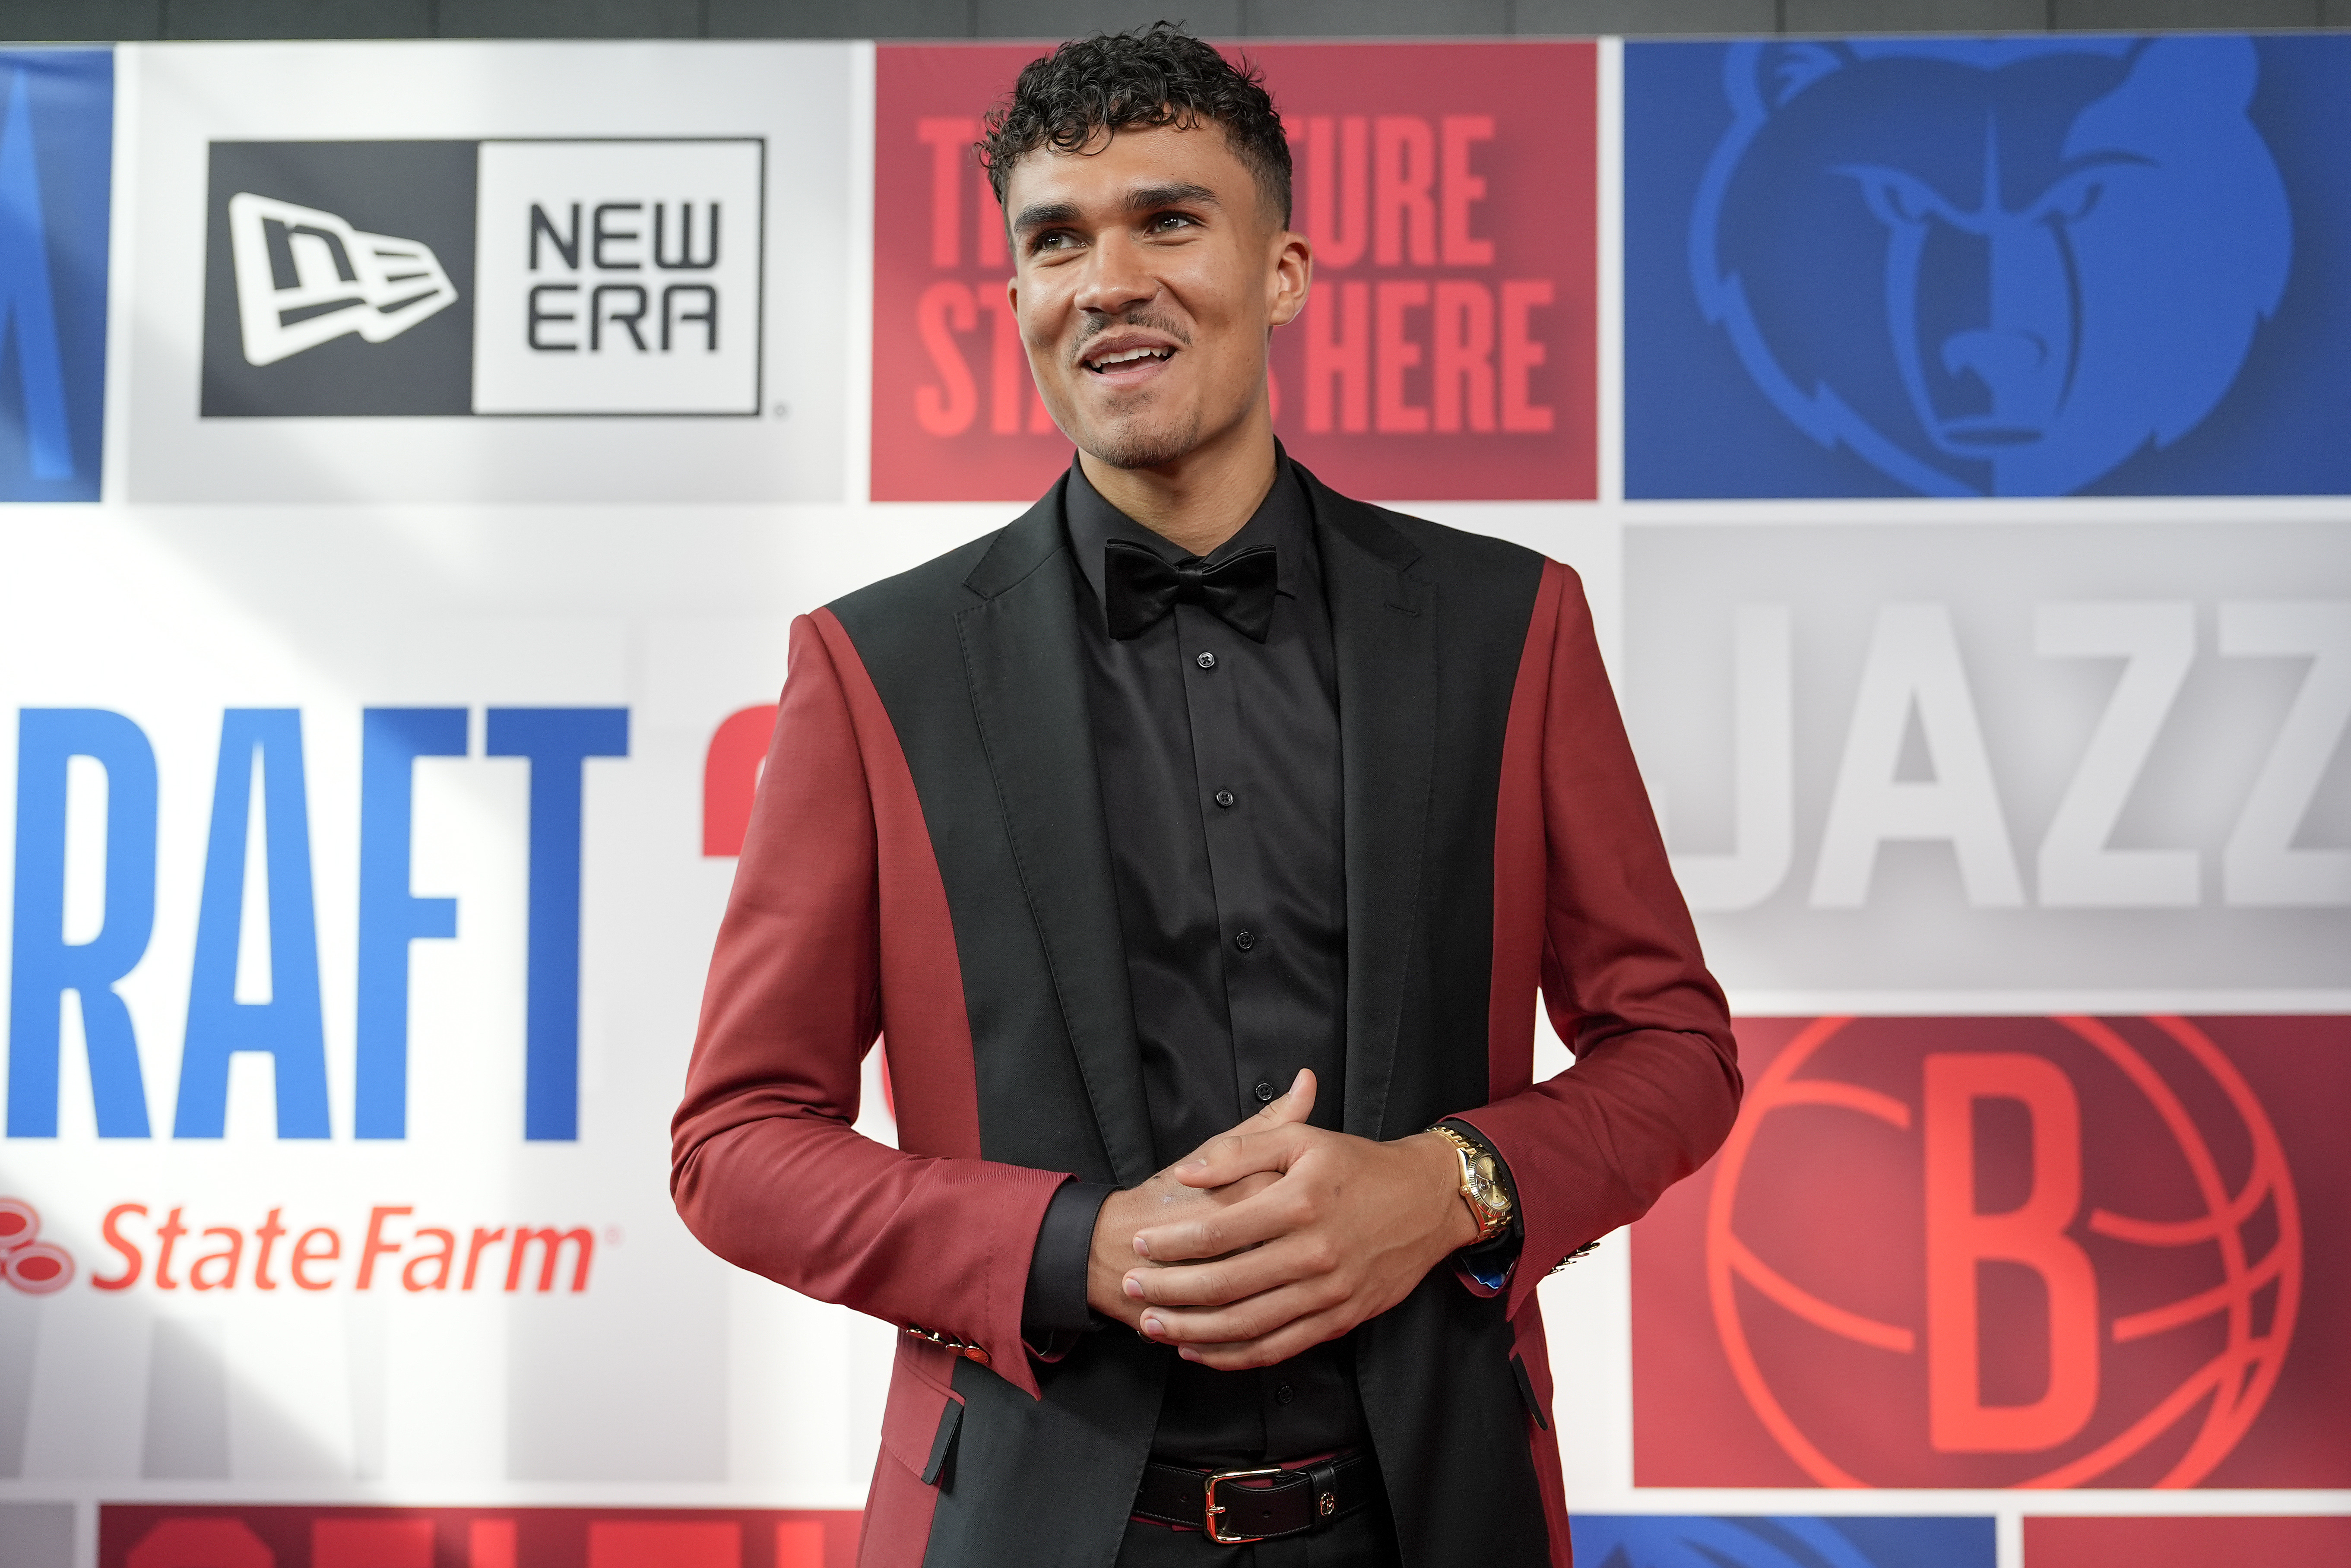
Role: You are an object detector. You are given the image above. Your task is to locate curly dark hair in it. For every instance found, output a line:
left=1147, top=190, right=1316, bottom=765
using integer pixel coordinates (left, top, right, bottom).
left=979, top=22, right=1291, bottom=226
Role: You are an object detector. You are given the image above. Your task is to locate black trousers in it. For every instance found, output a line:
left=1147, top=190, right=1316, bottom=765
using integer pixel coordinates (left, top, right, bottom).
left=1112, top=1498, right=1403, bottom=1568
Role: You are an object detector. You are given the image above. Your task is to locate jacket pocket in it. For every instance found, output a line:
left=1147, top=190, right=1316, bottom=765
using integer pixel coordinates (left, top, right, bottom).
left=1510, top=1353, right=1549, bottom=1432
left=880, top=1342, right=966, bottom=1487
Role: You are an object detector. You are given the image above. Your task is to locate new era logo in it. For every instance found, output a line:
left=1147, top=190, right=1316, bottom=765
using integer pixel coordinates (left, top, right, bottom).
left=201, top=138, right=762, bottom=418
left=228, top=191, right=457, bottom=366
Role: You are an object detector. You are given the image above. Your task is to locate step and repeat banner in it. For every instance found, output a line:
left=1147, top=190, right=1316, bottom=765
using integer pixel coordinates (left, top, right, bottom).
left=0, top=31, right=2345, bottom=1568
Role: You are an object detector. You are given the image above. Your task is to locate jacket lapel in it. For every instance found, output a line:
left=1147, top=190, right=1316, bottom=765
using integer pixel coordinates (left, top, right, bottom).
left=1302, top=469, right=1438, bottom=1143
left=957, top=480, right=1159, bottom=1188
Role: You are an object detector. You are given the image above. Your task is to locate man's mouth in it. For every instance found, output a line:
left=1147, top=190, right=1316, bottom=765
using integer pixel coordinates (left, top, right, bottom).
left=1082, top=342, right=1178, bottom=376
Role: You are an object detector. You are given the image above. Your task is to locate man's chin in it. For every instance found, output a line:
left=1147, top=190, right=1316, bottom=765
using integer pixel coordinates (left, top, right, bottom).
left=1074, top=414, right=1206, bottom=474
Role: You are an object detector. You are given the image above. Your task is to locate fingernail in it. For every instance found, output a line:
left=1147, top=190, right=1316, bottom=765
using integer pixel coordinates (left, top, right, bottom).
left=1181, top=1157, right=1207, bottom=1170
left=1142, top=1315, right=1163, bottom=1338
left=1123, top=1275, right=1144, bottom=1300
left=1133, top=1235, right=1152, bottom=1259
left=1290, top=1069, right=1305, bottom=1093
left=1179, top=1347, right=1202, bottom=1362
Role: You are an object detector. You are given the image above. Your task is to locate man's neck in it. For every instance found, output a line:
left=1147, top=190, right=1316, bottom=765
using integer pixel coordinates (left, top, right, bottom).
left=1077, top=412, right=1279, bottom=559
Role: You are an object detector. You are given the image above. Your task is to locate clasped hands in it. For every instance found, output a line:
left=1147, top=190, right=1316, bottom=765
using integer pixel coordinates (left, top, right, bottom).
left=1085, top=1070, right=1481, bottom=1371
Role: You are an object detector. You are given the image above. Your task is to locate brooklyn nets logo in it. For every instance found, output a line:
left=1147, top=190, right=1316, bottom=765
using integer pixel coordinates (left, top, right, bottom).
left=1690, top=36, right=2291, bottom=497
left=1705, top=1016, right=2299, bottom=1488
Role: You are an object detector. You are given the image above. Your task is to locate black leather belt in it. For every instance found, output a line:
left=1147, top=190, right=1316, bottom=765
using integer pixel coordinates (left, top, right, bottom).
left=1132, top=1450, right=1380, bottom=1544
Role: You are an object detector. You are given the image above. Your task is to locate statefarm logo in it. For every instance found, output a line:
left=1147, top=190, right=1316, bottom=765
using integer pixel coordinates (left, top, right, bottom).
left=91, top=1203, right=599, bottom=1295
left=1632, top=1016, right=2341, bottom=1489
left=0, top=1197, right=74, bottom=1293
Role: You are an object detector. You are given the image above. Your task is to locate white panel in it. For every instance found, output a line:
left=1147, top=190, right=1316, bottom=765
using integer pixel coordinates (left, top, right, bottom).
left=124, top=42, right=856, bottom=503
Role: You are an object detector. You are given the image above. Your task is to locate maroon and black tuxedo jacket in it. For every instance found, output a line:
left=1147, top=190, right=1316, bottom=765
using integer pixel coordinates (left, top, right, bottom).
left=672, top=465, right=1740, bottom=1568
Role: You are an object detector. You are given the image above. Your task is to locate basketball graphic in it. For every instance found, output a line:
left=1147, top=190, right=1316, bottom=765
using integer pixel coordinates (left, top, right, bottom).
left=1632, top=1016, right=2345, bottom=1490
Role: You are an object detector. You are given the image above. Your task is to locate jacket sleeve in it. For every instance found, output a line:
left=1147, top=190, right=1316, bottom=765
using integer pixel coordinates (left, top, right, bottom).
left=1450, top=564, right=1743, bottom=1321
left=670, top=614, right=1068, bottom=1397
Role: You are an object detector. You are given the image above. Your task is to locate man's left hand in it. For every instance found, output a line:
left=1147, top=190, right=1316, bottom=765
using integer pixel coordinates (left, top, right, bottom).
left=1121, top=1070, right=1482, bottom=1370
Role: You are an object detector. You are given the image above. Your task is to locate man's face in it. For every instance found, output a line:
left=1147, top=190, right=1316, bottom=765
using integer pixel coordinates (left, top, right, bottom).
left=1004, top=121, right=1307, bottom=472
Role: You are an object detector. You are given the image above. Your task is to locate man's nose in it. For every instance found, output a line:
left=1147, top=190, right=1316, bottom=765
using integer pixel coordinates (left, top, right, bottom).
left=1072, top=232, right=1158, bottom=317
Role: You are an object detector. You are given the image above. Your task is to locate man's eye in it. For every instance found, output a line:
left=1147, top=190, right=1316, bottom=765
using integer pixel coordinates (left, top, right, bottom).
left=1032, top=231, right=1076, bottom=253
left=1149, top=213, right=1195, bottom=233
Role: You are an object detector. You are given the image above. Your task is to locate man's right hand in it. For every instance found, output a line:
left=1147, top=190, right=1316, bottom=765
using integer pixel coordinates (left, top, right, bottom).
left=1084, top=1072, right=1314, bottom=1329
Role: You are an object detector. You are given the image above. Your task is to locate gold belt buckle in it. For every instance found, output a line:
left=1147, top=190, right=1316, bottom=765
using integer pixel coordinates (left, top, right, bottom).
left=1203, top=1466, right=1283, bottom=1545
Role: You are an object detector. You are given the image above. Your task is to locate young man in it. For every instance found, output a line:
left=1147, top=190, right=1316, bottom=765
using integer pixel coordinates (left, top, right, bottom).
left=673, top=26, right=1738, bottom=1567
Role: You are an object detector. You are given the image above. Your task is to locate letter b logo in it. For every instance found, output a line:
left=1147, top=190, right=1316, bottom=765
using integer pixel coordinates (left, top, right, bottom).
left=1685, top=1015, right=2308, bottom=1489
left=1922, top=1054, right=2098, bottom=1453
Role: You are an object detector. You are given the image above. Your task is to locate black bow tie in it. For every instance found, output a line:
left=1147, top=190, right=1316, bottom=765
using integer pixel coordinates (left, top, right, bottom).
left=1103, top=540, right=1279, bottom=643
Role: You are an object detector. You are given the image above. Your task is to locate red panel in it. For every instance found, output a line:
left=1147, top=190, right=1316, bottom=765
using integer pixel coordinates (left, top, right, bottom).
left=773, top=1523, right=824, bottom=1568
left=100, top=1509, right=859, bottom=1568
left=872, top=45, right=1064, bottom=502
left=1252, top=42, right=1596, bottom=500
left=471, top=1520, right=518, bottom=1568
left=2023, top=1515, right=2351, bottom=1567
left=313, top=1520, right=432, bottom=1568
left=871, top=42, right=1597, bottom=502
left=1632, top=1016, right=2351, bottom=1489
left=586, top=1522, right=738, bottom=1568
left=703, top=703, right=779, bottom=858
left=124, top=1520, right=272, bottom=1568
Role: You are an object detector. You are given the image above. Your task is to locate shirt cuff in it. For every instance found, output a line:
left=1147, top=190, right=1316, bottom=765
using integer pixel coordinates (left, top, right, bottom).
left=1021, top=1179, right=1117, bottom=1340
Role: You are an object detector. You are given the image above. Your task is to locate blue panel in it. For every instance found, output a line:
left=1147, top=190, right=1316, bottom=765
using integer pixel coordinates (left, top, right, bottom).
left=1570, top=1515, right=1995, bottom=1568
left=0, top=51, right=110, bottom=503
left=1625, top=36, right=2351, bottom=498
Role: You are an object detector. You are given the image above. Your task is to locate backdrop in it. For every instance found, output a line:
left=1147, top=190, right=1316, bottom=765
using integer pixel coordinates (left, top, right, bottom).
left=0, top=32, right=2344, bottom=1568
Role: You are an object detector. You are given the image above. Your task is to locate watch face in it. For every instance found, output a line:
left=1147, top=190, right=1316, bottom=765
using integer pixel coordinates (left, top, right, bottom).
left=1471, top=1154, right=1502, bottom=1195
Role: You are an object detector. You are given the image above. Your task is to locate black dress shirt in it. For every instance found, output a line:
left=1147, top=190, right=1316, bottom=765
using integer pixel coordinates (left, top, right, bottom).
left=1022, top=455, right=1371, bottom=1467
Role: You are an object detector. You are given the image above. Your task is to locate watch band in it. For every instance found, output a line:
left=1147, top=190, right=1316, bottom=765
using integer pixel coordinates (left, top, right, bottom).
left=1426, top=1122, right=1514, bottom=1245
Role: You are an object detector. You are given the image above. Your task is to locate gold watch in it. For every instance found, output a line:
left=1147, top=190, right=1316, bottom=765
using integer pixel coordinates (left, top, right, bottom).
left=1427, top=1123, right=1514, bottom=1245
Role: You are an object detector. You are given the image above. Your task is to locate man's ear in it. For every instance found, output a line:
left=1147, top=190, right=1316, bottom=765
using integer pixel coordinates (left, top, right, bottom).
left=1267, top=229, right=1312, bottom=329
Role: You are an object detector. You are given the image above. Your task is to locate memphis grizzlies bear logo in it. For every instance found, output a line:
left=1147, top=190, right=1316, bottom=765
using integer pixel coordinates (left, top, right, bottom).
left=1691, top=37, right=2290, bottom=497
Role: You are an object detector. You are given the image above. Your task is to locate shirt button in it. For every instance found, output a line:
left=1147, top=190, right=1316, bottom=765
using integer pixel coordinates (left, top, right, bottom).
left=1254, top=1080, right=1275, bottom=1102
left=1196, top=651, right=1217, bottom=670
left=1275, top=1384, right=1296, bottom=1406
left=1234, top=930, right=1256, bottom=951
left=1214, top=789, right=1236, bottom=808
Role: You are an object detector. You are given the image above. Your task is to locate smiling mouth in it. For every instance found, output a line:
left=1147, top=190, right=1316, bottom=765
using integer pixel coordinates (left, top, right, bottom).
left=1084, top=345, right=1176, bottom=374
